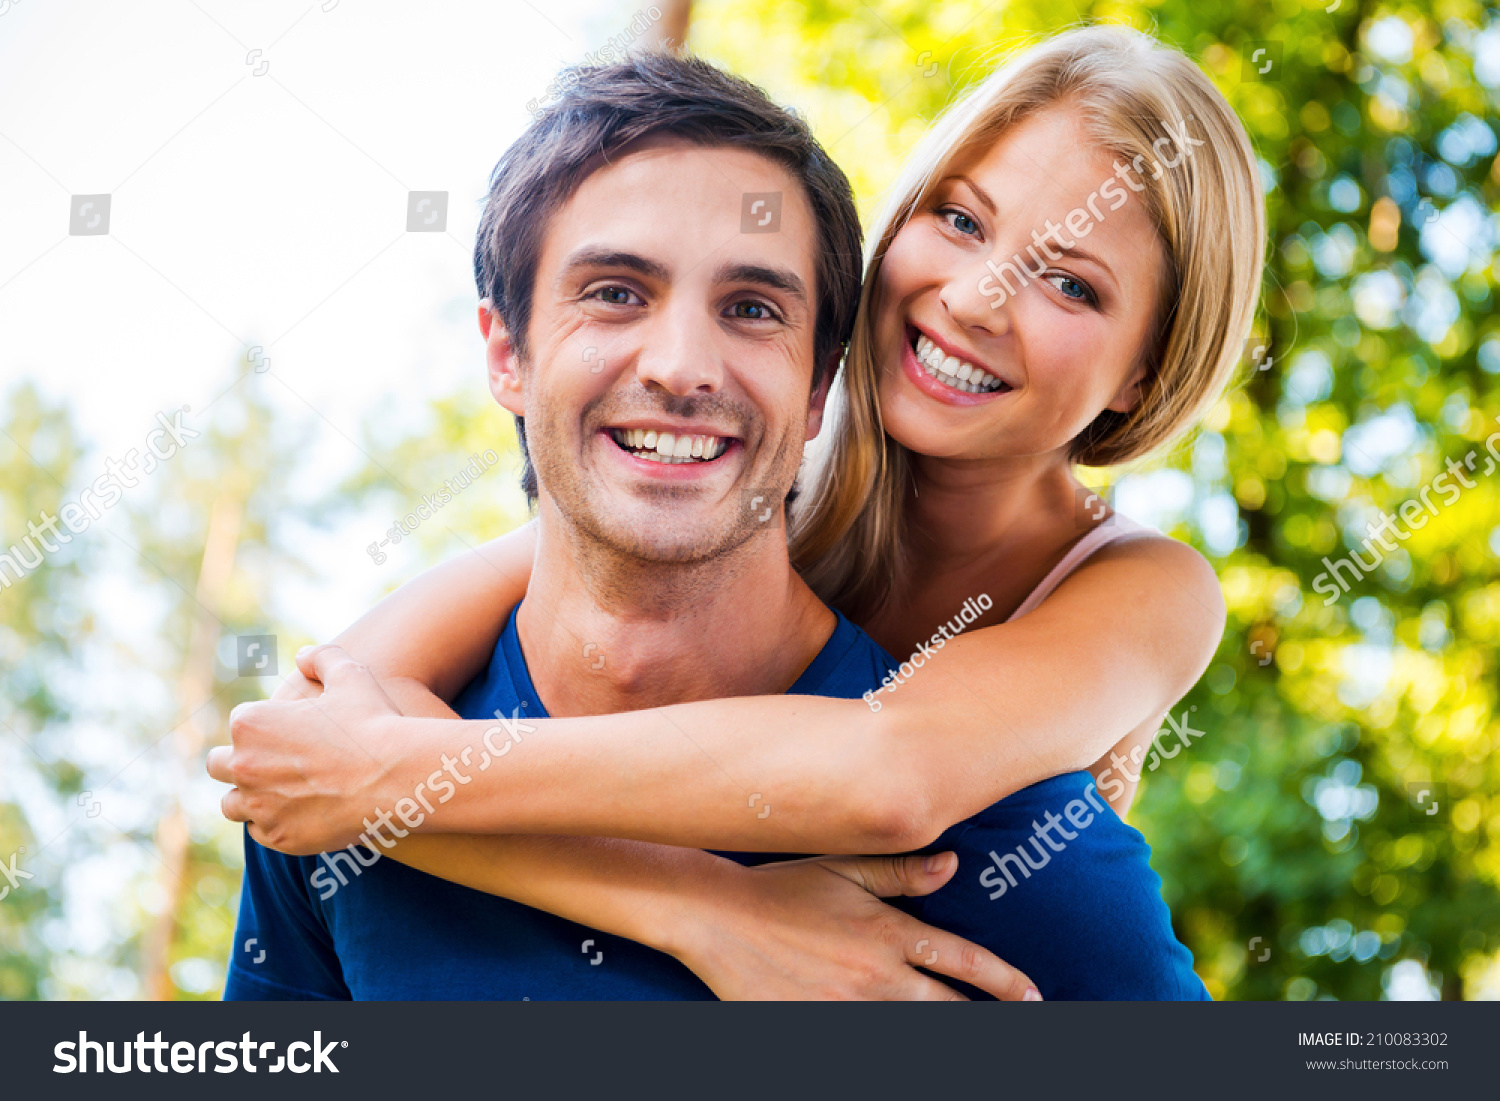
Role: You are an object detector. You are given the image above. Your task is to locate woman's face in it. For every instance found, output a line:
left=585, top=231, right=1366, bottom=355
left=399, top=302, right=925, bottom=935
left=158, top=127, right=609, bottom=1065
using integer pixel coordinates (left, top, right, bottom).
left=875, top=103, right=1168, bottom=463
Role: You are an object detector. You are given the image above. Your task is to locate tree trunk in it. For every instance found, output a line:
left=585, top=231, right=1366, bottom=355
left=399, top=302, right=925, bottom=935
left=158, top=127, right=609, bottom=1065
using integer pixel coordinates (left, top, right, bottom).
left=639, top=0, right=691, bottom=52
left=142, top=493, right=242, bottom=1000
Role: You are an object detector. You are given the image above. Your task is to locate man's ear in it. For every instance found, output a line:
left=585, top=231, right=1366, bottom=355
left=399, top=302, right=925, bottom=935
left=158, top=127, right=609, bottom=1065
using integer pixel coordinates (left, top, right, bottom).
left=1105, top=358, right=1149, bottom=414
left=478, top=299, right=525, bottom=416
left=805, top=349, right=841, bottom=441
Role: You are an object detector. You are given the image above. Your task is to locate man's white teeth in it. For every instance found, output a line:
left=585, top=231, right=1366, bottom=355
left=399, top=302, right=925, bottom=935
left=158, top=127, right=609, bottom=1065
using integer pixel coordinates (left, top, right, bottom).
left=914, top=334, right=1007, bottom=394
left=612, top=428, right=729, bottom=463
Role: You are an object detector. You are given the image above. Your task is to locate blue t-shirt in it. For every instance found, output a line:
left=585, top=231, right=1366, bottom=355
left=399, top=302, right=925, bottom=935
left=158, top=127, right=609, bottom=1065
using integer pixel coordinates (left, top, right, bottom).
left=225, top=604, right=1207, bottom=1000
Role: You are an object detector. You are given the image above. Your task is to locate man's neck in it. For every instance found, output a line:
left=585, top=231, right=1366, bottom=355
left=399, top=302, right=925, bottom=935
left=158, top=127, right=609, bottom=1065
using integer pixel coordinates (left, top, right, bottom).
left=515, top=505, right=836, bottom=717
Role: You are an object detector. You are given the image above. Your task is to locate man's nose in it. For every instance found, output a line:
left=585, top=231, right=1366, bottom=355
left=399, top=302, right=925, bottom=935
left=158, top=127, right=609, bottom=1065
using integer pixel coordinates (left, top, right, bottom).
left=634, top=304, right=724, bottom=396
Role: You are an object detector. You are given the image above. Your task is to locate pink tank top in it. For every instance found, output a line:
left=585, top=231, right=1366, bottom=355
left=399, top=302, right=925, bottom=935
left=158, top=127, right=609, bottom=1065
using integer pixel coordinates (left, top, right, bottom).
left=1006, top=513, right=1156, bottom=623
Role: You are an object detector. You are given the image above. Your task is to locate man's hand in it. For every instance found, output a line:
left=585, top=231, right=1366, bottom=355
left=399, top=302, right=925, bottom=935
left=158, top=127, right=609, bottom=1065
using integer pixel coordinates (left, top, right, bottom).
left=207, top=645, right=407, bottom=855
left=676, top=851, right=1041, bottom=1000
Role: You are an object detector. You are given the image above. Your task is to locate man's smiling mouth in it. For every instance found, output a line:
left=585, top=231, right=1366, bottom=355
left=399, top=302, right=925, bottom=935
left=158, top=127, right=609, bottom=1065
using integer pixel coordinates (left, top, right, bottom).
left=607, top=427, right=733, bottom=465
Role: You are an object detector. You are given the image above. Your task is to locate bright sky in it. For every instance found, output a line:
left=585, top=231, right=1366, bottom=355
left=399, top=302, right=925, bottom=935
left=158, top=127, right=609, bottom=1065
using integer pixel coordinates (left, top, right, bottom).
left=0, top=0, right=619, bottom=636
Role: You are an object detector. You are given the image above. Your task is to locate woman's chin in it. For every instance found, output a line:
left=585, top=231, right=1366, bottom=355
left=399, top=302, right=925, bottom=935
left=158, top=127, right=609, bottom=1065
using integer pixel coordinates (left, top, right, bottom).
left=879, top=379, right=1051, bottom=463
left=878, top=376, right=973, bottom=453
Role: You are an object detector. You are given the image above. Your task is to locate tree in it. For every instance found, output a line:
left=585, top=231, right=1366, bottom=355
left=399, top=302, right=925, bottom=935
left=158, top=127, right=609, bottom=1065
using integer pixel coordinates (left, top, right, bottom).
left=0, top=384, right=95, bottom=999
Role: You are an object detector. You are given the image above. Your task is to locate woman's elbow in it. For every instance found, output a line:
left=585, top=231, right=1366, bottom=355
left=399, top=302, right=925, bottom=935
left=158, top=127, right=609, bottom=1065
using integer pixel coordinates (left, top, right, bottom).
left=847, top=763, right=944, bottom=853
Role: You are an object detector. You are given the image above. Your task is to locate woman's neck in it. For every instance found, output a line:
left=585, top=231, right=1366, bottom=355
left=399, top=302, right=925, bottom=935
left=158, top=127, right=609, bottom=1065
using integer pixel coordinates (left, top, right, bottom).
left=863, top=448, right=1092, bottom=657
left=905, top=448, right=1081, bottom=568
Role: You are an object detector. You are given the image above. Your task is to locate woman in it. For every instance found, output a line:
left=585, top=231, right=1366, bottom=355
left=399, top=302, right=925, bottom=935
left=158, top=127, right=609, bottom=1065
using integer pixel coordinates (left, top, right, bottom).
left=223, top=25, right=1264, bottom=998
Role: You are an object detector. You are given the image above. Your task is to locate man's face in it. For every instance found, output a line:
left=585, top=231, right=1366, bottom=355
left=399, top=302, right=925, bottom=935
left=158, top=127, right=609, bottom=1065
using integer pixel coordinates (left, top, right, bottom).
left=484, top=136, right=828, bottom=564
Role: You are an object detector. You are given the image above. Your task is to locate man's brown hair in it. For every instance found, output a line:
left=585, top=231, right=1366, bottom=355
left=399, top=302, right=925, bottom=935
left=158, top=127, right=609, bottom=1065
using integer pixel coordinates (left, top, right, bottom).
left=474, top=54, right=864, bottom=500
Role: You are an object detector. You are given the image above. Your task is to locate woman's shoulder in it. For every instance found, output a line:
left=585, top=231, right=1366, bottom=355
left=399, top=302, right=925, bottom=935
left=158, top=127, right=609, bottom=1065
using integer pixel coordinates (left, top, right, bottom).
left=1083, top=516, right=1224, bottom=618
left=1009, top=512, right=1223, bottom=634
left=1016, top=514, right=1226, bottom=692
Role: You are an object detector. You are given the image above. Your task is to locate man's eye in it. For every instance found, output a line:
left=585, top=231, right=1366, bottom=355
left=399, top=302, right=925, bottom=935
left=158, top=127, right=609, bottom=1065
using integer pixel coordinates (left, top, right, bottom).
left=1045, top=273, right=1098, bottom=306
left=589, top=285, right=641, bottom=306
left=730, top=300, right=780, bottom=321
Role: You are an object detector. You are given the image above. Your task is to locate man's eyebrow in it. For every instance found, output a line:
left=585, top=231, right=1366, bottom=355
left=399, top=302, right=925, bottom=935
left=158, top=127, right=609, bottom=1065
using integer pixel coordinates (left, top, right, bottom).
left=558, top=247, right=670, bottom=282
left=714, top=261, right=808, bottom=306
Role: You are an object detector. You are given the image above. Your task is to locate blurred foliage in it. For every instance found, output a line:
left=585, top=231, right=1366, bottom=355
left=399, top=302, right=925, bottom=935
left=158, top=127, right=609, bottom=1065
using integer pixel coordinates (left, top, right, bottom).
left=0, top=384, right=93, bottom=999
left=0, top=364, right=529, bottom=998
left=0, top=375, right=326, bottom=998
left=337, top=390, right=531, bottom=573
left=691, top=0, right=1500, bottom=999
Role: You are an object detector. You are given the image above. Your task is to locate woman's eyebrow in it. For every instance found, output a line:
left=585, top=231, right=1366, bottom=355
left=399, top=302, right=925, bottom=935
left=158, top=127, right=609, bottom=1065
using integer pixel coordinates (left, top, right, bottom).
left=946, top=174, right=997, bottom=215
left=1053, top=243, right=1116, bottom=284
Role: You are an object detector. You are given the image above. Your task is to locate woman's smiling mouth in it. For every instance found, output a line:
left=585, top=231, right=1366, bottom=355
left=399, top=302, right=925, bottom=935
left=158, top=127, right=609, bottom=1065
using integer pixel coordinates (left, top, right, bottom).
left=909, top=328, right=1010, bottom=394
left=900, top=325, right=1015, bottom=405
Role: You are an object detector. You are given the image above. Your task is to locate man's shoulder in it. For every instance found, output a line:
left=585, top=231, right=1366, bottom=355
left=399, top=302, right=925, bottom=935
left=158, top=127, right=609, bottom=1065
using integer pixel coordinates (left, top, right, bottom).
left=451, top=605, right=531, bottom=721
left=789, top=608, right=896, bottom=701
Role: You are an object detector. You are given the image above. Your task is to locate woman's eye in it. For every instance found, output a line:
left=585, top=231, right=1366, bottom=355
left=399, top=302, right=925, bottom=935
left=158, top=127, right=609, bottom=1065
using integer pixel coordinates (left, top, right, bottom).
left=941, top=209, right=981, bottom=237
left=730, top=300, right=779, bottom=321
left=1046, top=273, right=1097, bottom=306
left=589, top=285, right=641, bottom=306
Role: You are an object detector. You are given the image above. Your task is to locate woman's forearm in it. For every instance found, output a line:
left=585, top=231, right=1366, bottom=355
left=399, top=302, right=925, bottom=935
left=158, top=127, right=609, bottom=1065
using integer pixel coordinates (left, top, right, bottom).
left=386, top=694, right=903, bottom=852
left=386, top=832, right=732, bottom=963
left=372, top=662, right=901, bottom=851
left=384, top=631, right=1154, bottom=852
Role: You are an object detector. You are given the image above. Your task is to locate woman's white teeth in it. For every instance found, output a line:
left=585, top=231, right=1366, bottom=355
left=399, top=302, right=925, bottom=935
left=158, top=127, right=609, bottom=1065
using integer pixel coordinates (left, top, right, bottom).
left=612, top=428, right=728, bottom=463
left=914, top=334, right=1006, bottom=394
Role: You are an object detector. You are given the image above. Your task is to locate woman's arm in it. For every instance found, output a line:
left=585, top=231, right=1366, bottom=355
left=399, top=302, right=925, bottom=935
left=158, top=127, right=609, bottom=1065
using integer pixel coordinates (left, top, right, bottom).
left=388, top=832, right=1038, bottom=1000
left=221, top=534, right=1223, bottom=855
left=285, top=674, right=1036, bottom=1000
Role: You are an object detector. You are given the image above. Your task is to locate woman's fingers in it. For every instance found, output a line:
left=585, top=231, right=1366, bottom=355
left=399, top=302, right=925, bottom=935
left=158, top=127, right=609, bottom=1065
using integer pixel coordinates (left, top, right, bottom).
left=220, top=785, right=251, bottom=824
left=905, top=974, right=971, bottom=1001
left=812, top=853, right=1040, bottom=999
left=205, top=744, right=234, bottom=784
left=903, top=925, right=1041, bottom=1001
left=817, top=851, right=958, bottom=897
left=296, top=642, right=373, bottom=687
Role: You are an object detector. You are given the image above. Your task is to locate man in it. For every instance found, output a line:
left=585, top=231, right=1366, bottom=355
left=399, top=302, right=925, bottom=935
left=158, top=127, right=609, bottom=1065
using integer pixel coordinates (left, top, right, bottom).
left=216, top=55, right=1206, bottom=1001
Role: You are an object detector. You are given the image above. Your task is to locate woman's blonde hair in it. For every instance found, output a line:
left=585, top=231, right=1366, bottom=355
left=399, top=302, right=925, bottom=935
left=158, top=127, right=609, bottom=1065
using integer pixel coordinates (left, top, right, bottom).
left=790, top=24, right=1266, bottom=621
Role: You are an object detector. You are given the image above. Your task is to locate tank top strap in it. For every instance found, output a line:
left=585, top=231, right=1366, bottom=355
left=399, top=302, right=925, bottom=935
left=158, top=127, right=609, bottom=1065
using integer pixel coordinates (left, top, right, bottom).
left=1006, top=513, right=1157, bottom=623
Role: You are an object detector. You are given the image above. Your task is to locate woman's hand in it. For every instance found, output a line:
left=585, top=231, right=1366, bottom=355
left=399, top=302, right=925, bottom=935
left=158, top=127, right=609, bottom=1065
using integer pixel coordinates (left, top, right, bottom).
left=674, top=851, right=1040, bottom=1000
left=209, top=646, right=409, bottom=855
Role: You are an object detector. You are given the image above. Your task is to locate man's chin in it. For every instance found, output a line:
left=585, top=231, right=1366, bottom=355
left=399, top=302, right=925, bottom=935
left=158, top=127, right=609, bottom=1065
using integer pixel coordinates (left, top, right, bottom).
left=573, top=499, right=761, bottom=566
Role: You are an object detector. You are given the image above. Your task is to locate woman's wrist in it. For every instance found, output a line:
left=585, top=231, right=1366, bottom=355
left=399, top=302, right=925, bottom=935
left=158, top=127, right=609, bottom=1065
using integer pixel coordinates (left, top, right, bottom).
left=646, top=853, right=749, bottom=964
left=364, top=712, right=452, bottom=832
